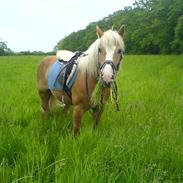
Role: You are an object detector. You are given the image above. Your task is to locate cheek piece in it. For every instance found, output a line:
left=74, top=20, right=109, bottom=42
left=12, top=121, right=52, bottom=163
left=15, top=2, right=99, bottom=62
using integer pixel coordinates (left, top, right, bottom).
left=116, top=54, right=123, bottom=71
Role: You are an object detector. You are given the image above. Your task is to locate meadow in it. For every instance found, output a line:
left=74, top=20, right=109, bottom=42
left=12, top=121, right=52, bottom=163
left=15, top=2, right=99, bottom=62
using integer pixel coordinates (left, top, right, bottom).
left=0, top=55, right=183, bottom=182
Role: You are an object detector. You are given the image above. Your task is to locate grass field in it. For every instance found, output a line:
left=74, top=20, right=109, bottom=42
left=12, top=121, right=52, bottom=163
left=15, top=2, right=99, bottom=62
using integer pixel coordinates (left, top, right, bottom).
left=0, top=55, right=183, bottom=182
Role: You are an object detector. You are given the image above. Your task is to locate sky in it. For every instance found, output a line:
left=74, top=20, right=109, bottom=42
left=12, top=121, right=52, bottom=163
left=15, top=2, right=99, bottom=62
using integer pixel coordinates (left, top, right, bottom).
left=0, top=0, right=134, bottom=52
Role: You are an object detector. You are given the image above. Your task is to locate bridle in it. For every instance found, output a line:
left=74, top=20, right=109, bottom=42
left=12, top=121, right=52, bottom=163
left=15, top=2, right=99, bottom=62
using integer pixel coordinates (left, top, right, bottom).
left=98, top=53, right=122, bottom=87
left=85, top=49, right=123, bottom=97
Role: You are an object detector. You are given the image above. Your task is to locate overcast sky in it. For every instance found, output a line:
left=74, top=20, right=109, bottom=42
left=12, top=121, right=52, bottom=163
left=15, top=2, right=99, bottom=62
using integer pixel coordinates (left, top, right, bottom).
left=0, top=0, right=134, bottom=52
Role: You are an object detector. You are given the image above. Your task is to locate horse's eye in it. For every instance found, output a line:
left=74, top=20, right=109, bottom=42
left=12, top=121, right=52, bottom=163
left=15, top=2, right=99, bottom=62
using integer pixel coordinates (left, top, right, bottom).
left=98, top=48, right=102, bottom=53
left=118, top=49, right=122, bottom=55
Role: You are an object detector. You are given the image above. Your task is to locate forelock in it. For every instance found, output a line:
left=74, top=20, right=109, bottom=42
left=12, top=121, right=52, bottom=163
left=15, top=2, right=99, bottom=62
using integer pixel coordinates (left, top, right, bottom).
left=100, top=30, right=125, bottom=51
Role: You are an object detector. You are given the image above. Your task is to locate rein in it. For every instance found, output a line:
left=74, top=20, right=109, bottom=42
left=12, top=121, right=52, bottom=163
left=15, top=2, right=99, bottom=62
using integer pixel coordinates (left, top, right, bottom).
left=85, top=68, right=89, bottom=97
left=111, top=81, right=120, bottom=111
left=101, top=61, right=120, bottom=111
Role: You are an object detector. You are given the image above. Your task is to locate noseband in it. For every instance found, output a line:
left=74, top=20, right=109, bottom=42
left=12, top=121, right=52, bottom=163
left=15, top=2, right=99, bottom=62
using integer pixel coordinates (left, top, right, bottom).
left=100, top=60, right=117, bottom=73
left=99, top=60, right=119, bottom=87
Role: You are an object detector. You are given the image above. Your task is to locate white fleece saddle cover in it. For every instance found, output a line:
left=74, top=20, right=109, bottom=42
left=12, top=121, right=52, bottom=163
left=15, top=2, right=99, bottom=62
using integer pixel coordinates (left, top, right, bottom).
left=56, top=50, right=75, bottom=62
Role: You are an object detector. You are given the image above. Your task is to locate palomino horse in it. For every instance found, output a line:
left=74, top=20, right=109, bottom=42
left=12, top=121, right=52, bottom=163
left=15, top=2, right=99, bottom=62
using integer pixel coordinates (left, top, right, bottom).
left=37, top=26, right=125, bottom=136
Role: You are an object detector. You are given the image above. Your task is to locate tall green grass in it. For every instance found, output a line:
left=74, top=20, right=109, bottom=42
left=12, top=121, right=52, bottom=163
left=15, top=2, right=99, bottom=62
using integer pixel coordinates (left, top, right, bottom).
left=0, top=55, right=183, bottom=182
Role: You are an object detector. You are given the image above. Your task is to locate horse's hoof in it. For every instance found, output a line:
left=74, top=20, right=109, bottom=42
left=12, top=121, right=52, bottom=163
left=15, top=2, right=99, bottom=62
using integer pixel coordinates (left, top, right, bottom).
left=72, top=129, right=80, bottom=138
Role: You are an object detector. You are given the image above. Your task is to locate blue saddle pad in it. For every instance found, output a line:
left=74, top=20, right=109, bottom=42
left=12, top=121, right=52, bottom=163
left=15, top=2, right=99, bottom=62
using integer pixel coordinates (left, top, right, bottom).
left=48, top=61, right=64, bottom=90
left=48, top=60, right=78, bottom=93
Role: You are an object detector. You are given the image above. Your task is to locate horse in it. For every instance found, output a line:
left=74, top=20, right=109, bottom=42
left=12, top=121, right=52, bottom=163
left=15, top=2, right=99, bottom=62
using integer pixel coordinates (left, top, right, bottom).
left=37, top=26, right=125, bottom=136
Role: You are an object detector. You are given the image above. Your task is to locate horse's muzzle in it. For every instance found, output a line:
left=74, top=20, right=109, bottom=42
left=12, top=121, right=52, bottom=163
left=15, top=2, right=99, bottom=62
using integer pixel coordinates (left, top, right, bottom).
left=100, top=60, right=116, bottom=87
left=101, top=73, right=114, bottom=87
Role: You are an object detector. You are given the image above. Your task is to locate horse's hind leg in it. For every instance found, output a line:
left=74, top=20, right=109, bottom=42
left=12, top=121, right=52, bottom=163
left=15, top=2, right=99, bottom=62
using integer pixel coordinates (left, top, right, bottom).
left=38, top=89, right=51, bottom=114
left=62, top=104, right=70, bottom=115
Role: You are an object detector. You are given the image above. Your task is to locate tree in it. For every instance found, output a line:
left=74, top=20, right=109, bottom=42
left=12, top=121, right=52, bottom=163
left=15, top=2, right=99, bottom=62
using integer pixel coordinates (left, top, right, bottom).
left=54, top=0, right=183, bottom=54
left=0, top=40, right=13, bottom=56
left=134, top=0, right=153, bottom=10
left=171, top=15, right=183, bottom=53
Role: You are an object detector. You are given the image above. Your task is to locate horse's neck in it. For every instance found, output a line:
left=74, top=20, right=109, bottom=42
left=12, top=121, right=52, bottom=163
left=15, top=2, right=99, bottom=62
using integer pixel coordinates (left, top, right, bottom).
left=83, top=70, right=98, bottom=96
left=78, top=39, right=99, bottom=77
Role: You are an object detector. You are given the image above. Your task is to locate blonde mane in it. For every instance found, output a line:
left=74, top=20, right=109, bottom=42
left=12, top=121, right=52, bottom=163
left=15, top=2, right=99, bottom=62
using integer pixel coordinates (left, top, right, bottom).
left=78, top=29, right=125, bottom=76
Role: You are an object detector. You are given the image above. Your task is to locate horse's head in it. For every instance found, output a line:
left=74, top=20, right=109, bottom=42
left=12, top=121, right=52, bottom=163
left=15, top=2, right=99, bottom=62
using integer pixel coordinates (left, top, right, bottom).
left=96, top=26, right=125, bottom=87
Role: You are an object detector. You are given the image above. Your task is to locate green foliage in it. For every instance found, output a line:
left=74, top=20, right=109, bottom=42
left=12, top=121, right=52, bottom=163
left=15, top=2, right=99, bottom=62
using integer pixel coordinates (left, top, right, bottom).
left=91, top=81, right=104, bottom=107
left=171, top=15, right=183, bottom=53
left=0, top=40, right=13, bottom=56
left=56, top=0, right=183, bottom=54
left=15, top=50, right=56, bottom=56
left=0, top=40, right=56, bottom=56
left=0, top=55, right=183, bottom=182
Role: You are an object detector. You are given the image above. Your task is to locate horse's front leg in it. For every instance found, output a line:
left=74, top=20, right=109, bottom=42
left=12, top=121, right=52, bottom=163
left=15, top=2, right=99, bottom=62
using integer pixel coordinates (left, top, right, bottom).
left=92, top=88, right=110, bottom=129
left=72, top=105, right=85, bottom=136
left=92, top=106, right=104, bottom=129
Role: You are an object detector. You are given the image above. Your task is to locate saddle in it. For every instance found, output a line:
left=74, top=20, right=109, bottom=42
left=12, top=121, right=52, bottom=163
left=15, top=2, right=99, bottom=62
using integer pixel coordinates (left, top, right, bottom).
left=48, top=51, right=83, bottom=97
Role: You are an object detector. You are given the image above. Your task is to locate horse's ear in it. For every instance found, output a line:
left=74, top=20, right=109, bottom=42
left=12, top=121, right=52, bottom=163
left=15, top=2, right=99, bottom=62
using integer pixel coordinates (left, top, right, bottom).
left=118, top=25, right=125, bottom=37
left=96, top=26, right=104, bottom=38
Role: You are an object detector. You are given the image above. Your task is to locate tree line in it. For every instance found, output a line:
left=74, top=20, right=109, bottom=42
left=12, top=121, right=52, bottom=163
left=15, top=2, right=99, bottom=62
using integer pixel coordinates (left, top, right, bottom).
left=0, top=40, right=55, bottom=56
left=56, top=0, right=183, bottom=54
left=0, top=40, right=13, bottom=56
left=1, top=0, right=182, bottom=56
